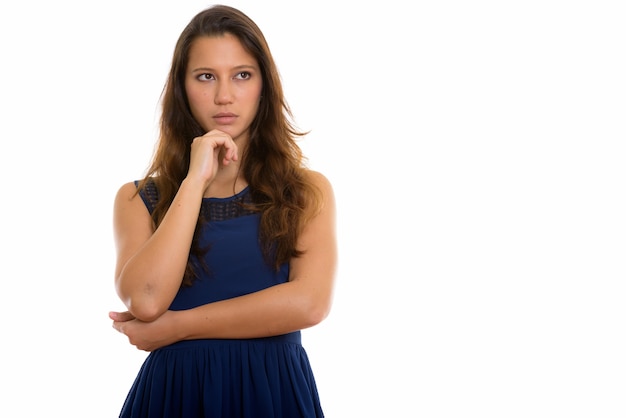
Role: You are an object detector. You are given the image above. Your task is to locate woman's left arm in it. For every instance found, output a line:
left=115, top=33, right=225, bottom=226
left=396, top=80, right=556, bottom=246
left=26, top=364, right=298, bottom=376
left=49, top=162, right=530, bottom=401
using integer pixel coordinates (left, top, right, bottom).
left=111, top=171, right=337, bottom=351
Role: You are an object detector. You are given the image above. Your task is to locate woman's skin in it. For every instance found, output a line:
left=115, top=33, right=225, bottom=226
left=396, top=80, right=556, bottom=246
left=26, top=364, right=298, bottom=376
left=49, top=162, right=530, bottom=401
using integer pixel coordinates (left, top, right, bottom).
left=109, top=34, right=337, bottom=352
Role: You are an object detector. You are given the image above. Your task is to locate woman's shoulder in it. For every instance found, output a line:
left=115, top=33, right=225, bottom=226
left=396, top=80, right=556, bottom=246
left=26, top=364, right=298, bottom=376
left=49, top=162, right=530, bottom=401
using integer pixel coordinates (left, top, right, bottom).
left=302, top=169, right=335, bottom=214
left=115, top=181, right=139, bottom=201
left=114, top=179, right=157, bottom=207
left=116, top=177, right=158, bottom=196
left=303, top=169, right=333, bottom=191
left=113, top=179, right=158, bottom=218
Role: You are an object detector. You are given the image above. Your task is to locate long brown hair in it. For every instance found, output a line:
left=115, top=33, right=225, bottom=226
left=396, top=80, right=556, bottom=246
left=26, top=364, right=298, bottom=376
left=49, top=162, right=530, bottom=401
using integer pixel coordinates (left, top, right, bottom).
left=137, top=5, right=322, bottom=285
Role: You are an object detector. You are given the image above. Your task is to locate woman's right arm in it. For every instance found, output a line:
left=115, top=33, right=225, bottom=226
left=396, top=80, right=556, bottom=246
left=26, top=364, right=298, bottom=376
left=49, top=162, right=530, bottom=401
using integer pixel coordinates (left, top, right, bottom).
left=113, top=178, right=206, bottom=322
left=114, top=129, right=238, bottom=322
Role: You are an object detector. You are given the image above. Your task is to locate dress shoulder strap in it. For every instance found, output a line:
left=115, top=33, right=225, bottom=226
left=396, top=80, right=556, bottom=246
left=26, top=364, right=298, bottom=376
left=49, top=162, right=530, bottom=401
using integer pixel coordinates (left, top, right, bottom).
left=134, top=179, right=159, bottom=214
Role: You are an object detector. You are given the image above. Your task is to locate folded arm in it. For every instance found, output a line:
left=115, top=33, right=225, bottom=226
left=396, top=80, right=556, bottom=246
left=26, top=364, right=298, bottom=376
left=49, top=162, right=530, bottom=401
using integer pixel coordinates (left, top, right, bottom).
left=111, top=171, right=337, bottom=350
left=113, top=178, right=206, bottom=322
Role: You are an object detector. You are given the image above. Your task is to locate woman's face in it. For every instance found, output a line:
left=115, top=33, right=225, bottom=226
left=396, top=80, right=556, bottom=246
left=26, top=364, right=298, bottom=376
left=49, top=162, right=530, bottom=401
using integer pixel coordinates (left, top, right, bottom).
left=185, top=33, right=263, bottom=144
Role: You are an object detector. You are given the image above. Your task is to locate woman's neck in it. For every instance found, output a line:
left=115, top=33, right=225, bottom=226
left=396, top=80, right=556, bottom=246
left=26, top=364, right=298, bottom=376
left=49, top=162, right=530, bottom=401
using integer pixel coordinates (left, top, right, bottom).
left=203, top=161, right=247, bottom=198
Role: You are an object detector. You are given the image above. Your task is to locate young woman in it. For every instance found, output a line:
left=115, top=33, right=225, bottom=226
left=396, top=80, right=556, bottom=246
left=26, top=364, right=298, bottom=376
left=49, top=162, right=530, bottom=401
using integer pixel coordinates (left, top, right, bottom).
left=109, top=5, right=337, bottom=417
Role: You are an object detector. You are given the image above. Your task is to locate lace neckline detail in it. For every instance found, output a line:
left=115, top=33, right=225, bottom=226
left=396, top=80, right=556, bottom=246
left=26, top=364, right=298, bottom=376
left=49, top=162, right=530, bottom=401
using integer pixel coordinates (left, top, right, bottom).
left=200, top=186, right=256, bottom=221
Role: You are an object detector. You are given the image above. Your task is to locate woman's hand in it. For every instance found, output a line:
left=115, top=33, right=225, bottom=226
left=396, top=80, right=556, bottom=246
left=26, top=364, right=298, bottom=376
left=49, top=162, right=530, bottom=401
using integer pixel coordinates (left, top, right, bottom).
left=109, top=310, right=181, bottom=352
left=188, top=129, right=239, bottom=188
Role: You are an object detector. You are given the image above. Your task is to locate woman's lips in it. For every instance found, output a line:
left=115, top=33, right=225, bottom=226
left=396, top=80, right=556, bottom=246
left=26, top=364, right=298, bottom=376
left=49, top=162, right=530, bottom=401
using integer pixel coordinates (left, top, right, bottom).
left=213, top=113, right=237, bottom=125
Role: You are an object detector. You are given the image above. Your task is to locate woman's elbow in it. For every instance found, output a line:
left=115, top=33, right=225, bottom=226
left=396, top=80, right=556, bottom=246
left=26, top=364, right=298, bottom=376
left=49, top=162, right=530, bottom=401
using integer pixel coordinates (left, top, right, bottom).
left=116, top=282, right=167, bottom=322
left=302, top=295, right=333, bottom=328
left=127, top=300, right=166, bottom=322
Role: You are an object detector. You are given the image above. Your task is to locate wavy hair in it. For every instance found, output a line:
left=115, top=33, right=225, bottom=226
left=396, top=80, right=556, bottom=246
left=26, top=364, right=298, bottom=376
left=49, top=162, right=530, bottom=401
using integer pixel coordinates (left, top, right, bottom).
left=137, top=5, right=322, bottom=285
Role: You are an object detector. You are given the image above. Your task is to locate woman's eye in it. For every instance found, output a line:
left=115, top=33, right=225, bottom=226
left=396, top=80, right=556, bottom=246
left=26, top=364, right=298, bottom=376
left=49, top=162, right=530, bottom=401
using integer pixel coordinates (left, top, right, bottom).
left=198, top=73, right=214, bottom=81
left=235, top=71, right=251, bottom=80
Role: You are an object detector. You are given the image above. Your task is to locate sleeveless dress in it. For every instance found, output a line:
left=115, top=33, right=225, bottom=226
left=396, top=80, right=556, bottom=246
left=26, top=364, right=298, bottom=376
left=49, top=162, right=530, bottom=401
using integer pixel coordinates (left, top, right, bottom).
left=119, top=182, right=324, bottom=418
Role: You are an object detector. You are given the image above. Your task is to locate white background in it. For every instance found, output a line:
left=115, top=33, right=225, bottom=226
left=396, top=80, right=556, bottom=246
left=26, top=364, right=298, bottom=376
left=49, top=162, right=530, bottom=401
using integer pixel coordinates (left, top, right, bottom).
left=1, top=1, right=625, bottom=417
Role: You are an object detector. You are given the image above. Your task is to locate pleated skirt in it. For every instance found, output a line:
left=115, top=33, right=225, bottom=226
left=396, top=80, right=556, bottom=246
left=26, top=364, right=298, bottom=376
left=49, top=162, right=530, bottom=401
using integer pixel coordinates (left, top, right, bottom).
left=119, top=333, right=324, bottom=418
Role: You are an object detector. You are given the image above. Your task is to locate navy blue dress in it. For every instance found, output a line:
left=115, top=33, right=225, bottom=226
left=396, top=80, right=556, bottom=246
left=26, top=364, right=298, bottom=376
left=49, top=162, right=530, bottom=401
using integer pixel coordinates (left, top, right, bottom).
left=119, top=183, right=324, bottom=418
